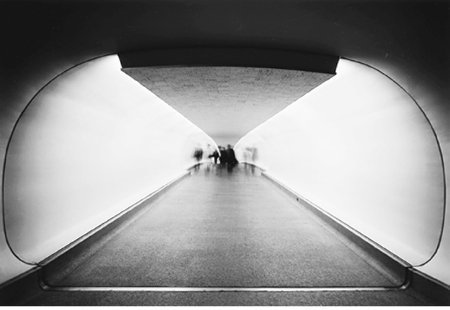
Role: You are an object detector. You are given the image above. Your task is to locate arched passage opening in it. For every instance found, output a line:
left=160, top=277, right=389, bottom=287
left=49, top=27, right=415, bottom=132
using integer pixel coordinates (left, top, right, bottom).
left=1, top=55, right=448, bottom=294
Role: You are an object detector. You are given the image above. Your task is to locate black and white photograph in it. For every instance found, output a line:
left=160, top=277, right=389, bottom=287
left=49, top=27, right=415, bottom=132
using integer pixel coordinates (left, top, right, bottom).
left=0, top=0, right=449, bottom=306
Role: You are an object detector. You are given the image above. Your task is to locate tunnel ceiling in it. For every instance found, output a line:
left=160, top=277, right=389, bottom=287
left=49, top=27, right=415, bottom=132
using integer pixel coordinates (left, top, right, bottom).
left=1, top=0, right=448, bottom=142
left=123, top=66, right=333, bottom=146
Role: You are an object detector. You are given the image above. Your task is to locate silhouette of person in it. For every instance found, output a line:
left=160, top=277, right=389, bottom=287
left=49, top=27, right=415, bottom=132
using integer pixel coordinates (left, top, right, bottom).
left=204, top=144, right=214, bottom=174
left=226, top=144, right=237, bottom=173
left=243, top=147, right=254, bottom=174
left=211, top=149, right=219, bottom=164
left=218, top=146, right=228, bottom=174
left=193, top=146, right=203, bottom=171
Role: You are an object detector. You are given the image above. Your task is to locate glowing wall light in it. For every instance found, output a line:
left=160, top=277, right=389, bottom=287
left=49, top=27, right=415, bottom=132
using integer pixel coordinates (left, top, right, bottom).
left=2, top=55, right=214, bottom=267
left=236, top=59, right=444, bottom=269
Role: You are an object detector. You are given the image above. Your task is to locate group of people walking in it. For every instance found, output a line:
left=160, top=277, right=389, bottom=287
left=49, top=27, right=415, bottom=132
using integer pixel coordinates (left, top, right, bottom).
left=193, top=144, right=238, bottom=173
left=217, top=145, right=238, bottom=172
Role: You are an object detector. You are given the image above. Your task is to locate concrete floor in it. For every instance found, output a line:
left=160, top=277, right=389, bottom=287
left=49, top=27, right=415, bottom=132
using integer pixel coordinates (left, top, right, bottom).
left=22, top=164, right=434, bottom=306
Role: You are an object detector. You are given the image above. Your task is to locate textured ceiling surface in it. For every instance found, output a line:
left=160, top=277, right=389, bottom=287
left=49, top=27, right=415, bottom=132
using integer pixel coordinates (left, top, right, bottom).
left=123, top=66, right=333, bottom=146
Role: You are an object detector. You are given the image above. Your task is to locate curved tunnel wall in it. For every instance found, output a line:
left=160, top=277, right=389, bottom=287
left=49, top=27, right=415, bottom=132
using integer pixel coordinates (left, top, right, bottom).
left=0, top=55, right=215, bottom=284
left=235, top=59, right=449, bottom=285
left=0, top=55, right=448, bottom=289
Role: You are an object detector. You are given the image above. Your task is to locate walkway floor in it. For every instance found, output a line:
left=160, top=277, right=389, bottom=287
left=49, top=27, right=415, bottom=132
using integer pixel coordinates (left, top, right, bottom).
left=23, top=164, right=433, bottom=305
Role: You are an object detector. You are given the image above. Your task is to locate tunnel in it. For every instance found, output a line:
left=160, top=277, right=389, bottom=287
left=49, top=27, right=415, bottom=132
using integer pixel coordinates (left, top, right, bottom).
left=0, top=0, right=449, bottom=306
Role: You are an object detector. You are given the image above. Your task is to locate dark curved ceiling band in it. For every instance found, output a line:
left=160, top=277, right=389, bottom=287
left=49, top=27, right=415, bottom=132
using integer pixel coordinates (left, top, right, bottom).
left=118, top=48, right=339, bottom=74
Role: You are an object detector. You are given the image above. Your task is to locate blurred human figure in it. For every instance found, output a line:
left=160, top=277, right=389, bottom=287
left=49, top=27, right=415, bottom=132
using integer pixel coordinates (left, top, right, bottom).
left=203, top=144, right=214, bottom=174
left=218, top=146, right=228, bottom=175
left=243, top=147, right=252, bottom=163
left=211, top=148, right=220, bottom=164
left=226, top=144, right=238, bottom=173
left=193, top=146, right=203, bottom=171
left=210, top=147, right=220, bottom=175
left=250, top=146, right=258, bottom=174
left=251, top=146, right=258, bottom=163
left=243, top=147, right=254, bottom=174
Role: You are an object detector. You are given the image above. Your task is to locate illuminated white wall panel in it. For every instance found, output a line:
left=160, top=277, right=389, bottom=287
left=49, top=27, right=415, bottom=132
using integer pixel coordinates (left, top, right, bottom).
left=236, top=60, right=445, bottom=273
left=2, top=55, right=214, bottom=266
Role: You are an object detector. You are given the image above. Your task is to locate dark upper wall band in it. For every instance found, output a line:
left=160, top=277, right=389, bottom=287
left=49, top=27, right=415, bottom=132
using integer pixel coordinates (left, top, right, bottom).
left=119, top=48, right=339, bottom=74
